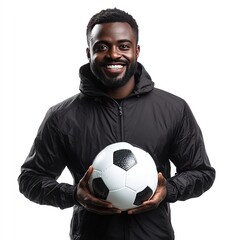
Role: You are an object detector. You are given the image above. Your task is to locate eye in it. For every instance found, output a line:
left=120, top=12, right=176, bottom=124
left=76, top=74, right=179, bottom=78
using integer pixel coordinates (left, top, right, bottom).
left=119, top=44, right=130, bottom=50
left=94, top=44, right=108, bottom=52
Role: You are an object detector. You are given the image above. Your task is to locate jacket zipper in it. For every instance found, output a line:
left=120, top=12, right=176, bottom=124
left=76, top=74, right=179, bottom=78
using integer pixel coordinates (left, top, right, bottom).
left=118, top=104, right=124, bottom=142
left=111, top=98, right=125, bottom=142
left=113, top=99, right=129, bottom=240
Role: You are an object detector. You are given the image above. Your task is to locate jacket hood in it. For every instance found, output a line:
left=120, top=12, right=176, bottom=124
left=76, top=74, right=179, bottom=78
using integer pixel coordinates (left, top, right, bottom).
left=79, top=62, right=154, bottom=98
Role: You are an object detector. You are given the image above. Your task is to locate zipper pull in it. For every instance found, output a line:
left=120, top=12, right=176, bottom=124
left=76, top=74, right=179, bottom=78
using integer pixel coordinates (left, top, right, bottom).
left=118, top=106, right=123, bottom=116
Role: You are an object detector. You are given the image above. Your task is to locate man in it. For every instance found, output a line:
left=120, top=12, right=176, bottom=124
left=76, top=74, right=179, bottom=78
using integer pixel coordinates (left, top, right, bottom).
left=18, top=8, right=215, bottom=240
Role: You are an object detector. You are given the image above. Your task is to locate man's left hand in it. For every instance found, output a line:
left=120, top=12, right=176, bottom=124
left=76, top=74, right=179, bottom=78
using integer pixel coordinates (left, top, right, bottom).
left=127, top=172, right=167, bottom=214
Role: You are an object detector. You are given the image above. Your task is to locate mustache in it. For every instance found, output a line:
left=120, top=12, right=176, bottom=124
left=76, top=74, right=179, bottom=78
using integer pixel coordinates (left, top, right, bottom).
left=100, top=60, right=129, bottom=66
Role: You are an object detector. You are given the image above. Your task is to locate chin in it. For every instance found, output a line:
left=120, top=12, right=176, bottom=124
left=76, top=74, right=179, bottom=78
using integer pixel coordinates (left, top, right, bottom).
left=102, top=77, right=129, bottom=89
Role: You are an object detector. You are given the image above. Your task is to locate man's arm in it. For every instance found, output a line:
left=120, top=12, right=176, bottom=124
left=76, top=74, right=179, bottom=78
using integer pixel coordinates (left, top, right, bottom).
left=128, top=101, right=215, bottom=214
left=166, top=101, right=215, bottom=202
left=18, top=108, right=76, bottom=209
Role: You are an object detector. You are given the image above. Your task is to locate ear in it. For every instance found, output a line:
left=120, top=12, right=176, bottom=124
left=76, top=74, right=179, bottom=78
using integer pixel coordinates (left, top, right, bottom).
left=86, top=48, right=90, bottom=60
left=136, top=45, right=140, bottom=59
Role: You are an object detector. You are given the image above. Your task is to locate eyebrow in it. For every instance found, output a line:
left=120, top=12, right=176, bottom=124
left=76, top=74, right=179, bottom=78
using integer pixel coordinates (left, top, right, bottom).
left=92, top=39, right=133, bottom=46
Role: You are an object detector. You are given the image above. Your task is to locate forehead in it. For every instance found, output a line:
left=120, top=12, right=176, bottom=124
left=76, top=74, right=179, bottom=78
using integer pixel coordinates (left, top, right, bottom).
left=89, top=22, right=136, bottom=45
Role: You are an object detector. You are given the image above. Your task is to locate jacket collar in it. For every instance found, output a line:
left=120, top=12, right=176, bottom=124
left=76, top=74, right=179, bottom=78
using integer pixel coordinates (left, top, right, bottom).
left=79, top=62, right=154, bottom=98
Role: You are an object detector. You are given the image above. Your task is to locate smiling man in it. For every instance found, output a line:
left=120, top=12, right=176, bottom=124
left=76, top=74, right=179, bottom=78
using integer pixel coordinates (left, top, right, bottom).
left=18, top=8, right=215, bottom=240
left=87, top=21, right=139, bottom=97
left=87, top=19, right=140, bottom=102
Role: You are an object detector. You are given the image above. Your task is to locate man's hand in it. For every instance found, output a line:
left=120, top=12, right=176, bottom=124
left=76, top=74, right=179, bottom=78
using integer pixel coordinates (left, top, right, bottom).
left=75, top=166, right=121, bottom=215
left=127, top=172, right=167, bottom=215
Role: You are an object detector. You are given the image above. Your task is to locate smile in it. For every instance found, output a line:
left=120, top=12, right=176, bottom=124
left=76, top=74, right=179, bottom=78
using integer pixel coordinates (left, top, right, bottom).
left=106, top=65, right=124, bottom=69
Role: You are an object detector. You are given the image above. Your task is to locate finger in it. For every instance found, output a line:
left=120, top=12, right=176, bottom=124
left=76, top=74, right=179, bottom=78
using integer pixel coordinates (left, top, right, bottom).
left=128, top=203, right=153, bottom=215
left=84, top=165, right=93, bottom=180
left=128, top=195, right=165, bottom=214
left=89, top=208, right=121, bottom=215
left=86, top=204, right=122, bottom=215
left=128, top=191, right=166, bottom=215
left=87, top=195, right=113, bottom=208
left=83, top=197, right=122, bottom=215
left=80, top=166, right=93, bottom=187
left=82, top=188, right=118, bottom=209
left=158, top=172, right=167, bottom=186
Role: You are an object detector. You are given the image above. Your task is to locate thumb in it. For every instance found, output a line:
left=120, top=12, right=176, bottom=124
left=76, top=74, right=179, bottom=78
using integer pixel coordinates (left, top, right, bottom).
left=81, top=165, right=93, bottom=185
left=158, top=172, right=166, bottom=186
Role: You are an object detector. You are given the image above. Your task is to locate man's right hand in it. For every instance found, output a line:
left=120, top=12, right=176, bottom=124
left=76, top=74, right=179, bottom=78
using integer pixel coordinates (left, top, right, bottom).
left=75, top=166, right=122, bottom=215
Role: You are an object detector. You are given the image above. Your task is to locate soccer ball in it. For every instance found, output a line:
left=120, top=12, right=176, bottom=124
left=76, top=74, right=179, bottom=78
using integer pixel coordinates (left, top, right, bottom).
left=88, top=142, right=158, bottom=211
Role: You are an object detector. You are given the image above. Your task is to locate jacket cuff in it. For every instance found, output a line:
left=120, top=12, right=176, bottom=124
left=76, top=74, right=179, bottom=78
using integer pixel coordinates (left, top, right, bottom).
left=73, top=184, right=82, bottom=206
left=165, top=180, right=178, bottom=203
left=59, top=183, right=78, bottom=209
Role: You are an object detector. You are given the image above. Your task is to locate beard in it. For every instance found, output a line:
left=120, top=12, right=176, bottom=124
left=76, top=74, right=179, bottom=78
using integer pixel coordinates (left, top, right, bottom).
left=90, top=61, right=138, bottom=90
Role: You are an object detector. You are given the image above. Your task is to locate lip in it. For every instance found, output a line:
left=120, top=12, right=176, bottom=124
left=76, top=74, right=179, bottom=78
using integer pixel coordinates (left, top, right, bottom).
left=102, top=63, right=126, bottom=75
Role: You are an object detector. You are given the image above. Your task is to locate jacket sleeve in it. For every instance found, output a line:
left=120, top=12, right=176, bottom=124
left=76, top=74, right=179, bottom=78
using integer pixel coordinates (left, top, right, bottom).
left=165, top=101, right=216, bottom=202
left=18, top=108, right=76, bottom=209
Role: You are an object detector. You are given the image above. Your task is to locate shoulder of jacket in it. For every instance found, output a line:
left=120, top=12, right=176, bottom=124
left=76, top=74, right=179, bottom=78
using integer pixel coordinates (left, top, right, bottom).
left=37, top=93, right=83, bottom=134
left=152, top=88, right=187, bottom=107
left=151, top=88, right=194, bottom=124
left=40, top=93, right=82, bottom=125
left=49, top=93, right=82, bottom=114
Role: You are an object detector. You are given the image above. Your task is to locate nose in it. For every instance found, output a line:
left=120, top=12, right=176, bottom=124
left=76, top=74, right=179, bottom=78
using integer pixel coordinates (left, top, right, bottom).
left=107, top=46, right=121, bottom=59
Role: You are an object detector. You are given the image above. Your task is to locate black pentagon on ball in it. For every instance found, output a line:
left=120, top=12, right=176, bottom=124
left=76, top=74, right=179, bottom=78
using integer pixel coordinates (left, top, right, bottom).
left=92, top=177, right=109, bottom=200
left=113, top=149, right=137, bottom=171
left=133, top=186, right=153, bottom=206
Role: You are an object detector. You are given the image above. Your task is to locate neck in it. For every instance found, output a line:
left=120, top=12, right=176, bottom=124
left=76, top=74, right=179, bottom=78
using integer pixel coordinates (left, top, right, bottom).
left=106, top=77, right=135, bottom=99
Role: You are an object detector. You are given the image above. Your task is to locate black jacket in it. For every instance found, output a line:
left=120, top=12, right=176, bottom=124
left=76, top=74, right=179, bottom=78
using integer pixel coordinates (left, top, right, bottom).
left=18, top=63, right=215, bottom=240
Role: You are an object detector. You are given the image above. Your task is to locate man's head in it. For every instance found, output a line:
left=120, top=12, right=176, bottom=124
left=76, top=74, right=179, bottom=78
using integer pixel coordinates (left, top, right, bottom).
left=86, top=8, right=140, bottom=91
left=86, top=8, right=139, bottom=46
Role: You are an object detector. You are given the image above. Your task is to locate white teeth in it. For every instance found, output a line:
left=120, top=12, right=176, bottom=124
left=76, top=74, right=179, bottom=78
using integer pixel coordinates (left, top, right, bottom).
left=107, top=65, right=123, bottom=69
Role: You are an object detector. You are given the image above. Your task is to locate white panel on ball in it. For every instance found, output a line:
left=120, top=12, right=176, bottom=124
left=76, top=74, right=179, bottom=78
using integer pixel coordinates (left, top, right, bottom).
left=102, top=165, right=126, bottom=190
left=107, top=188, right=136, bottom=211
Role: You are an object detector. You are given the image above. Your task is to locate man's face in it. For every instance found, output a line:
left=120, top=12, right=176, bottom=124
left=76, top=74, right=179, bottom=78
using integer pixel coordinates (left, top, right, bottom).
left=87, top=22, right=140, bottom=89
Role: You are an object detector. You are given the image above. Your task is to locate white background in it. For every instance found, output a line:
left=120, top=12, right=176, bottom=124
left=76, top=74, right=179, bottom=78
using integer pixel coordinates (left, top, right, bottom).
left=0, top=0, right=239, bottom=239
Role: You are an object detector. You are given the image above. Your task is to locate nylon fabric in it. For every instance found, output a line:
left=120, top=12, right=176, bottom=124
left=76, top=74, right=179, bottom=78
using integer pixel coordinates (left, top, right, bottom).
left=18, top=62, right=215, bottom=240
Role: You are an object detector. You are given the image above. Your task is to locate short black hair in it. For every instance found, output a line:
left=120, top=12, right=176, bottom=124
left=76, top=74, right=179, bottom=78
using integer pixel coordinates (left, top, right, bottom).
left=86, top=8, right=139, bottom=45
